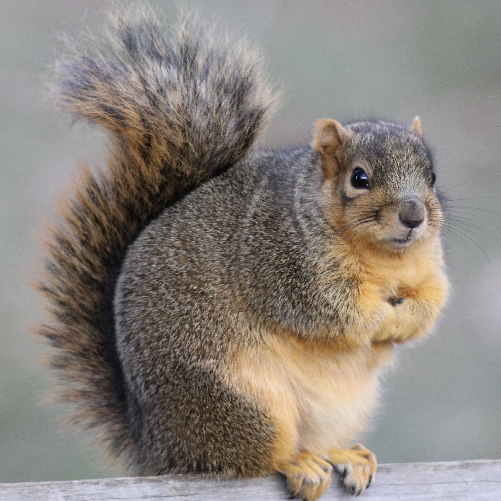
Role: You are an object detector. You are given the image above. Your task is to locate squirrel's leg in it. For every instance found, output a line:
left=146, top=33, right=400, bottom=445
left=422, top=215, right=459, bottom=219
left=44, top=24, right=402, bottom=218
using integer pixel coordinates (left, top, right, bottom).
left=225, top=346, right=333, bottom=500
left=327, top=444, right=377, bottom=496
left=277, top=452, right=333, bottom=501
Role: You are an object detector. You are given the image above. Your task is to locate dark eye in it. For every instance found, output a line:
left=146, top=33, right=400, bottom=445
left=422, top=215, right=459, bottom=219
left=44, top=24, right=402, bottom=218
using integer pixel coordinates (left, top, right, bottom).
left=431, top=171, right=436, bottom=187
left=351, top=167, right=370, bottom=189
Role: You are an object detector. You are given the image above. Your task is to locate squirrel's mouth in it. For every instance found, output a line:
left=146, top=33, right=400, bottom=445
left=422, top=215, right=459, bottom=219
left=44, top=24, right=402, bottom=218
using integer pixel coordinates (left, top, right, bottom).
left=392, top=236, right=412, bottom=245
left=389, top=230, right=418, bottom=247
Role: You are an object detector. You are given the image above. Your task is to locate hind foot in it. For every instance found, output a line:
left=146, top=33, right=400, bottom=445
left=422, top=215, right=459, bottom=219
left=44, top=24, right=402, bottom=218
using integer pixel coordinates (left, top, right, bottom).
left=328, top=444, right=377, bottom=496
left=278, top=451, right=333, bottom=501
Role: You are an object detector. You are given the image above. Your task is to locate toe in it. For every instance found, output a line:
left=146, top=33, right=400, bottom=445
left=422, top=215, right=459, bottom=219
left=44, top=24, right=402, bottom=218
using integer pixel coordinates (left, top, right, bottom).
left=328, top=445, right=377, bottom=495
left=303, top=457, right=332, bottom=500
left=281, top=463, right=306, bottom=495
left=277, top=452, right=333, bottom=501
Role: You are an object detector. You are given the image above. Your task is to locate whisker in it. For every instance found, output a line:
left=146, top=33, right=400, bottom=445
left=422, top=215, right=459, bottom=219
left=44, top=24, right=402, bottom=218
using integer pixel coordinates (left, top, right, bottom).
left=342, top=219, right=378, bottom=231
left=437, top=179, right=484, bottom=197
left=341, top=216, right=378, bottom=231
left=443, top=204, right=501, bottom=219
left=441, top=226, right=481, bottom=257
left=445, top=217, right=499, bottom=249
left=444, top=196, right=500, bottom=202
left=441, top=223, right=490, bottom=261
left=433, top=146, right=471, bottom=165
left=444, top=209, right=501, bottom=227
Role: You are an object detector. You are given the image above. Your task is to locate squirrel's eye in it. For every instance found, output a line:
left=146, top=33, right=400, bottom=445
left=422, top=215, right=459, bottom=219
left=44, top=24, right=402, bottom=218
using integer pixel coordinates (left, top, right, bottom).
left=351, top=167, right=370, bottom=189
left=431, top=171, right=436, bottom=187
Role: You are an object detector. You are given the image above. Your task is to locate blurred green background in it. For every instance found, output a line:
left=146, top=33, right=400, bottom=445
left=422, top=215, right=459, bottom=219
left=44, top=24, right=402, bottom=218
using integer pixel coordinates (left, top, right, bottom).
left=1, top=0, right=501, bottom=483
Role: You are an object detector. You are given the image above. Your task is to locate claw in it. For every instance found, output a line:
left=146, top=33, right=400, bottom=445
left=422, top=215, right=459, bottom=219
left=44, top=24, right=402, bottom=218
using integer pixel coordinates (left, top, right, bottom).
left=278, top=452, right=333, bottom=501
left=327, top=445, right=377, bottom=497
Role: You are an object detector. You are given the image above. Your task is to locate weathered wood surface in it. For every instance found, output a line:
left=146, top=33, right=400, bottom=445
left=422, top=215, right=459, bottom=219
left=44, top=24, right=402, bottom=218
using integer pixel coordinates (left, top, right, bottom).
left=1, top=460, right=500, bottom=500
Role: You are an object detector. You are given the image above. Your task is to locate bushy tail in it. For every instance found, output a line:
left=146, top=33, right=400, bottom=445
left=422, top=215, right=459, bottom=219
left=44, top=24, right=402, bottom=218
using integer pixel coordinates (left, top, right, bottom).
left=36, top=5, right=274, bottom=468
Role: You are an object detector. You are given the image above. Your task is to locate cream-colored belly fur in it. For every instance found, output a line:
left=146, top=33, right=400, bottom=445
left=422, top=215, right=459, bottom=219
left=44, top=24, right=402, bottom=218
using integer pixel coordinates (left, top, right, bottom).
left=226, top=334, right=394, bottom=465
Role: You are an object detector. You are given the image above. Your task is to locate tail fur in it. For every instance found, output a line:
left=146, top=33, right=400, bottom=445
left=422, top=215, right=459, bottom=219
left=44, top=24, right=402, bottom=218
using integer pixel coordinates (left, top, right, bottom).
left=37, top=5, right=274, bottom=467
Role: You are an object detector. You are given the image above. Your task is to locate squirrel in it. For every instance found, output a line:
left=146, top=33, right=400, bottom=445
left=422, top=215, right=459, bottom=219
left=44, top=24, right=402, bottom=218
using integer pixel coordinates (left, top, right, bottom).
left=36, top=5, right=449, bottom=501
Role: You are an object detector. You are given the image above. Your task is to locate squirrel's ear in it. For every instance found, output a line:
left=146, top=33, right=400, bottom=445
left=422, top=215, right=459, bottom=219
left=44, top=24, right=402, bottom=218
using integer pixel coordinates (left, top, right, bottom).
left=411, top=116, right=423, bottom=139
left=312, top=119, right=352, bottom=178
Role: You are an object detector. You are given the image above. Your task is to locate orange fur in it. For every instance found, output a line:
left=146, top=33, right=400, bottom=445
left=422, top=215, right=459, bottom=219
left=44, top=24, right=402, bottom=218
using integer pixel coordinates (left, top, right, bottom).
left=222, top=119, right=448, bottom=500
left=223, top=228, right=446, bottom=499
left=324, top=230, right=448, bottom=344
left=225, top=333, right=393, bottom=469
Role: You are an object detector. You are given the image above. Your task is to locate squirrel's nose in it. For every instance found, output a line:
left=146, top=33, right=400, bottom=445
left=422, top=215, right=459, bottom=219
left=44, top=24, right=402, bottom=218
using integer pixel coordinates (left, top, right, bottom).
left=398, top=199, right=426, bottom=229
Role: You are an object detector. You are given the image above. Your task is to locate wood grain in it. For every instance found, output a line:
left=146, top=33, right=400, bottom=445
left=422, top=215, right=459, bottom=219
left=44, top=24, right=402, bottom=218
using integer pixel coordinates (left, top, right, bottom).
left=1, top=460, right=500, bottom=500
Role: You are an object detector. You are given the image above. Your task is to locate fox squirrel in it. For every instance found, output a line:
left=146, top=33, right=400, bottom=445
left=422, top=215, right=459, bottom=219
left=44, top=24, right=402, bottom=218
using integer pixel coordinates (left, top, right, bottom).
left=37, top=5, right=449, bottom=501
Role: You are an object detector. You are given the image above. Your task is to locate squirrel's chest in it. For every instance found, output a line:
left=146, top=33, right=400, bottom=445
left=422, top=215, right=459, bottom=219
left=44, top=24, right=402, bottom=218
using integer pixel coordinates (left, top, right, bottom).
left=357, top=239, right=444, bottom=297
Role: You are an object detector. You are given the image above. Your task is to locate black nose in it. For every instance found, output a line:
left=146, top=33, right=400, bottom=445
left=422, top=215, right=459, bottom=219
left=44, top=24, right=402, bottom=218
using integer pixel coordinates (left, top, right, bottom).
left=399, top=199, right=425, bottom=229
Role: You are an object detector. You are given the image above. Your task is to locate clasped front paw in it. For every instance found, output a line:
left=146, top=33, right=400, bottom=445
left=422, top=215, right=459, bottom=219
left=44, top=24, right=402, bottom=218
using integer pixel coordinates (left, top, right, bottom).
left=388, top=296, right=404, bottom=306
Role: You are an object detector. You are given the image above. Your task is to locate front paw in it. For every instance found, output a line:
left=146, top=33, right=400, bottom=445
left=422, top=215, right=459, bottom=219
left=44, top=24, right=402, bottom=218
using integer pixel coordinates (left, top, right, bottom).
left=388, top=297, right=404, bottom=306
left=372, top=300, right=398, bottom=342
left=388, top=297, right=427, bottom=343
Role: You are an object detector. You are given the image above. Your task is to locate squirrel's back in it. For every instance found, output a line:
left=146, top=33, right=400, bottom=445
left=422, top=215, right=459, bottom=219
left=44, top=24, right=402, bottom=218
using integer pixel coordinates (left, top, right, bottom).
left=37, top=5, right=275, bottom=469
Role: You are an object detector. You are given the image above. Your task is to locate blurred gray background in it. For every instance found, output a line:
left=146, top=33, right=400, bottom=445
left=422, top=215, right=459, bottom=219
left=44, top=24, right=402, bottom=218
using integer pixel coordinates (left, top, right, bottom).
left=1, top=0, right=501, bottom=483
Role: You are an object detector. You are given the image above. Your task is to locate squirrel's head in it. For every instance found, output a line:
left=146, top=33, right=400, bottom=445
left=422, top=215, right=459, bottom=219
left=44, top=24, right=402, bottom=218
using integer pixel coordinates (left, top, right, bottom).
left=313, top=117, right=442, bottom=253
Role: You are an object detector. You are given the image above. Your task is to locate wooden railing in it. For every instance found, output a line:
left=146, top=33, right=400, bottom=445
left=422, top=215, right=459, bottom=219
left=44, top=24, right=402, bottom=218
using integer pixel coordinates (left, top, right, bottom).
left=1, top=459, right=500, bottom=500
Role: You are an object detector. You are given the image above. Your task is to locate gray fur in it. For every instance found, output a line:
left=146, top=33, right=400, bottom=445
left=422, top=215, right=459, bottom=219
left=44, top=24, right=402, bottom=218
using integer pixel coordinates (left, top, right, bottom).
left=38, top=4, right=441, bottom=480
